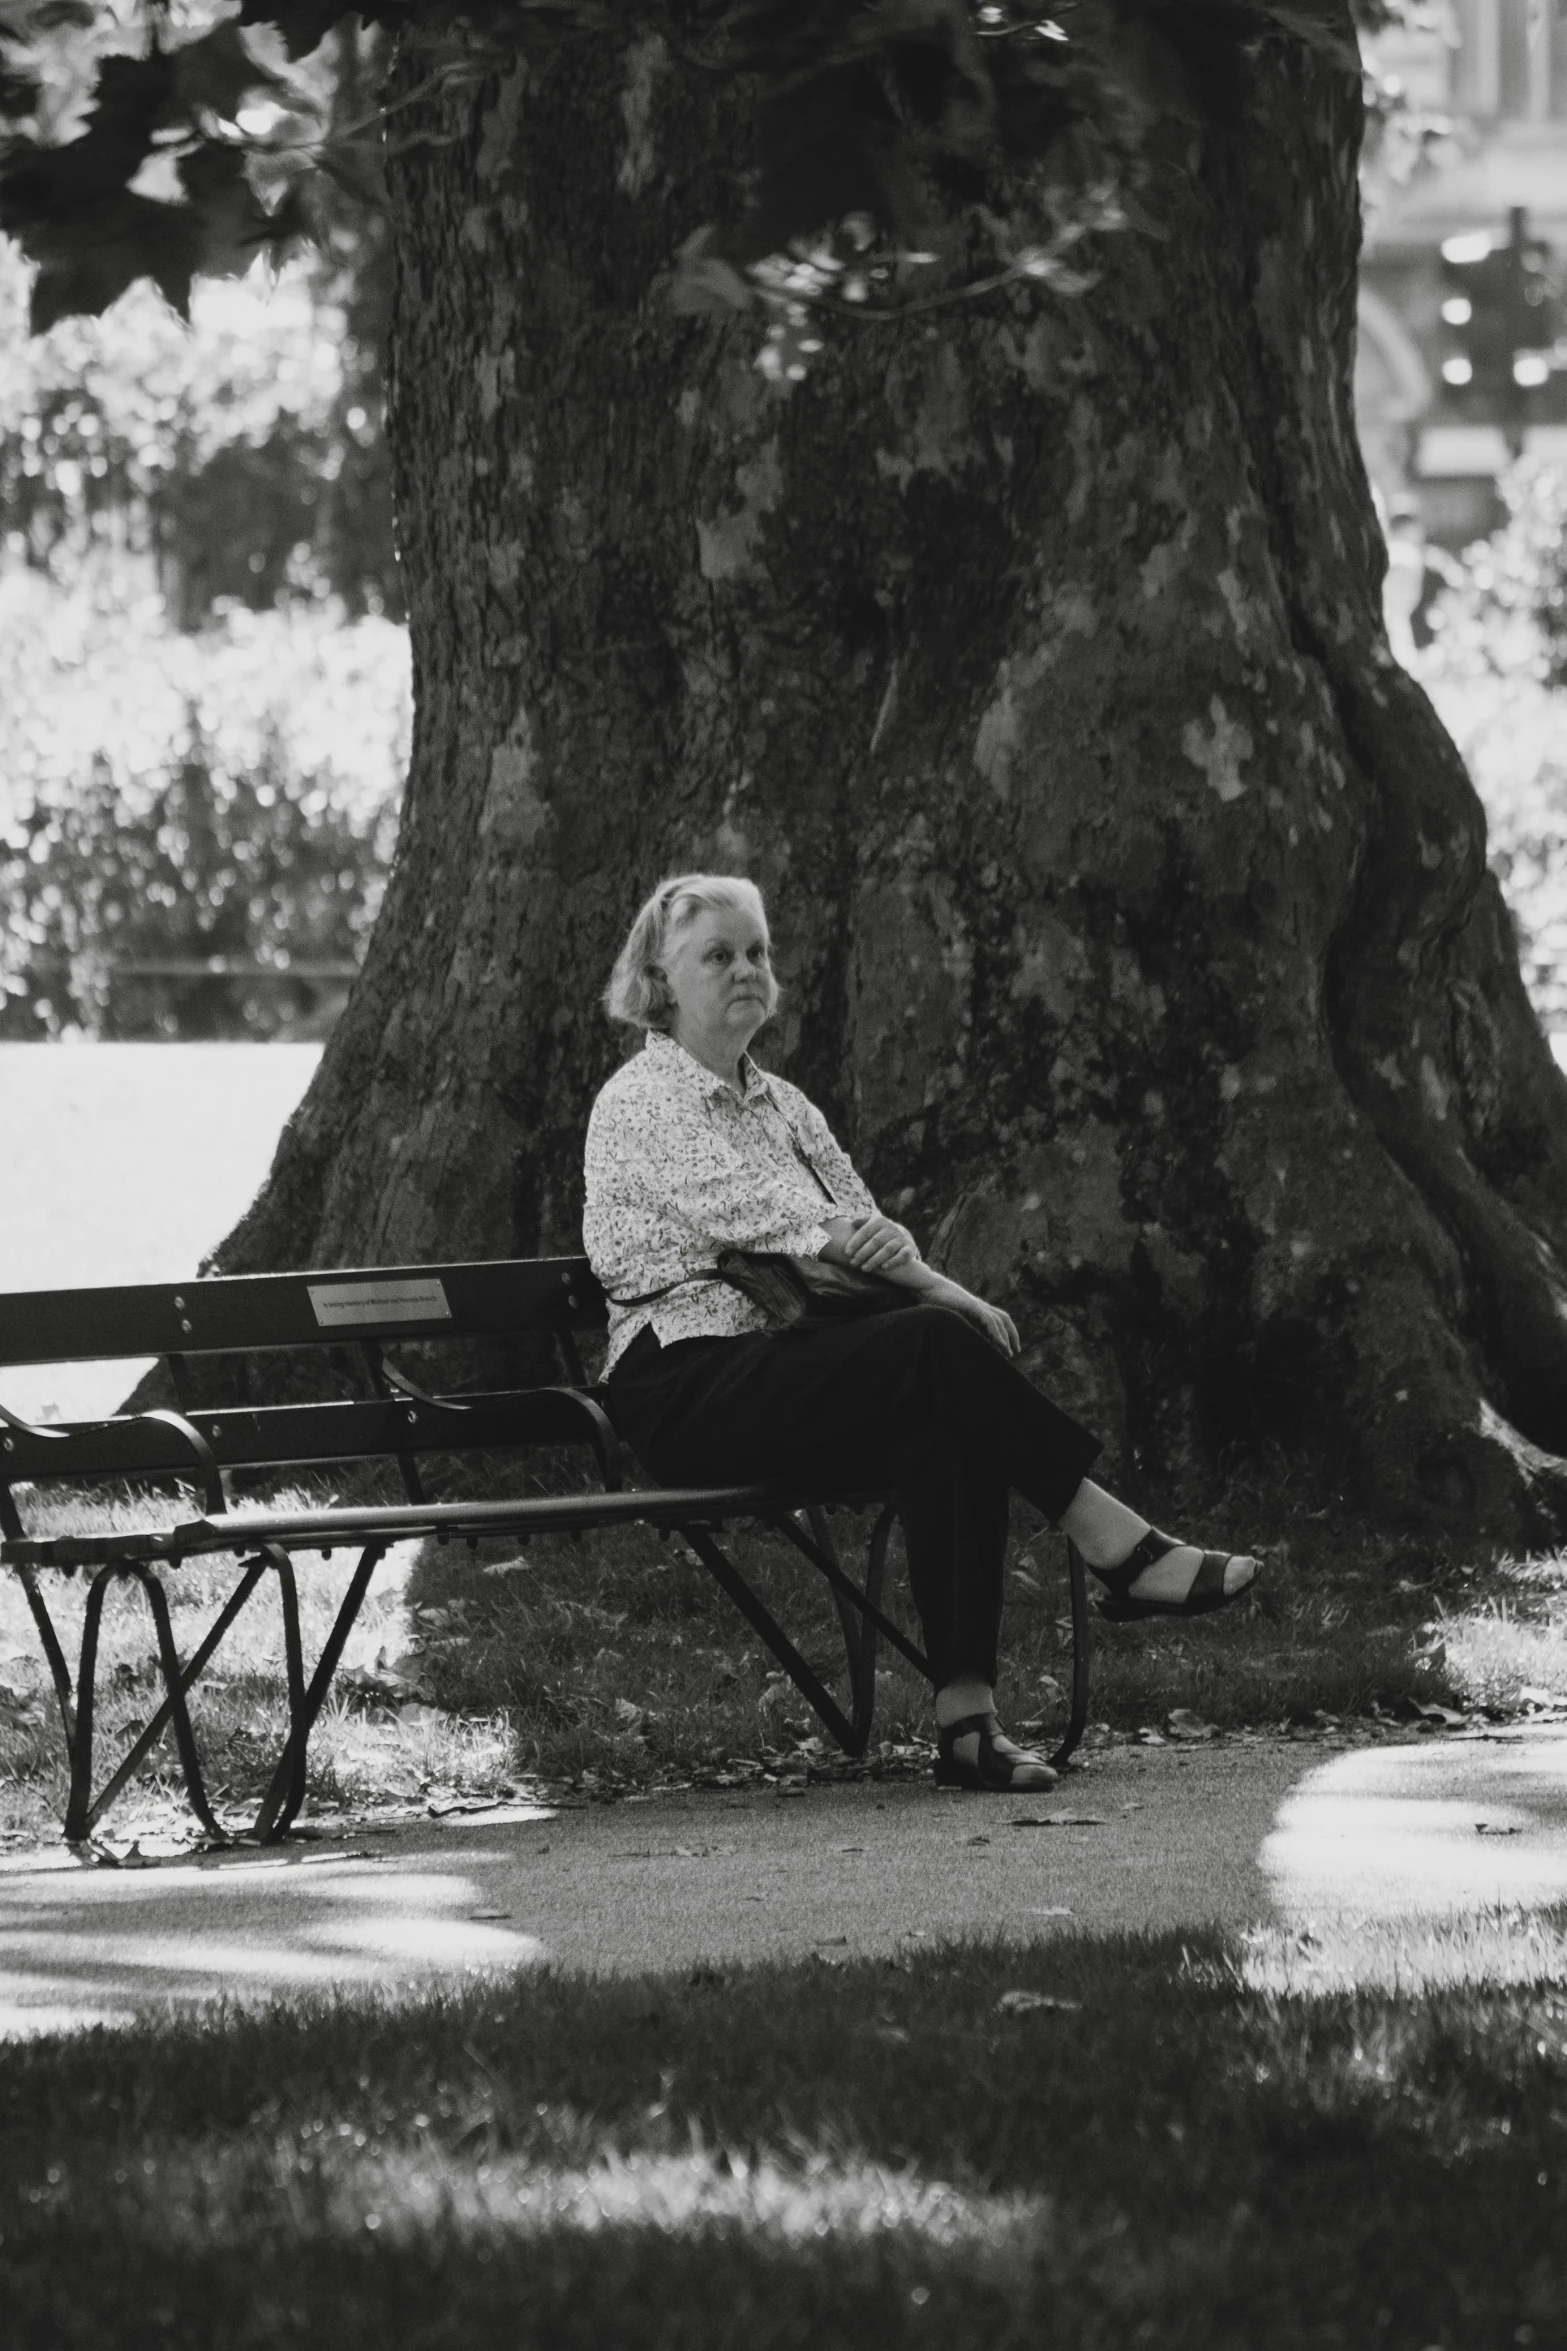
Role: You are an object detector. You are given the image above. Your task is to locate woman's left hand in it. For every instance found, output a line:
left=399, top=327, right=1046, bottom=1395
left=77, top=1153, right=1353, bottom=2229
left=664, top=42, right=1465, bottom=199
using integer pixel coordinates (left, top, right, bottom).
left=841, top=1214, right=921, bottom=1275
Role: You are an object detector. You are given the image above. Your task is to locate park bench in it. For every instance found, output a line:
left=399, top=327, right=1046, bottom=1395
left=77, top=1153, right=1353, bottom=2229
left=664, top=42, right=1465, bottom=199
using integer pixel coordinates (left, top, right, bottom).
left=0, top=1257, right=1092, bottom=1844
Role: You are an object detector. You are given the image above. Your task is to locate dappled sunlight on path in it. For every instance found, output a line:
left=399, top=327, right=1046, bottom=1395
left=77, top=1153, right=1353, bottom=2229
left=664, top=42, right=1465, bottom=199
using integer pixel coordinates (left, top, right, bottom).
left=0, top=1832, right=550, bottom=2037
left=0, top=1732, right=1562, bottom=2033
left=1257, top=1725, right=1567, bottom=1990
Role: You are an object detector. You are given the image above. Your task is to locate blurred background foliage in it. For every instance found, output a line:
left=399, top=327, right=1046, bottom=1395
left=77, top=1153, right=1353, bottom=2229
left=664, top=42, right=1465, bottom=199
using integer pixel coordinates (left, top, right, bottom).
left=0, top=19, right=406, bottom=1040
left=1, top=8, right=1567, bottom=1043
left=1419, top=458, right=1567, bottom=1034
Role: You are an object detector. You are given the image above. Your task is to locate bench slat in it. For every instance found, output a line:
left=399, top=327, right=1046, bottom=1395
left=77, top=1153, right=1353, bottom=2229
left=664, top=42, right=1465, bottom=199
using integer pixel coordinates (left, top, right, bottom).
left=0, top=1255, right=607, bottom=1368
left=2, top=1485, right=882, bottom=1568
left=0, top=1387, right=609, bottom=1483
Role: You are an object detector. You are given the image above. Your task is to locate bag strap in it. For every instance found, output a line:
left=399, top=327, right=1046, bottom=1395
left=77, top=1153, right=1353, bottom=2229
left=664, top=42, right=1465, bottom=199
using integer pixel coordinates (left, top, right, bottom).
left=780, top=1114, right=839, bottom=1207
left=605, top=1103, right=842, bottom=1309
left=603, top=1268, right=725, bottom=1309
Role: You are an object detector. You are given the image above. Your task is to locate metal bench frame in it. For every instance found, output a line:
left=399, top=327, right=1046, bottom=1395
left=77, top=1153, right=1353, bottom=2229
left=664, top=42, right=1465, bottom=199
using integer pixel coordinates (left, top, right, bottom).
left=0, top=1256, right=1092, bottom=1844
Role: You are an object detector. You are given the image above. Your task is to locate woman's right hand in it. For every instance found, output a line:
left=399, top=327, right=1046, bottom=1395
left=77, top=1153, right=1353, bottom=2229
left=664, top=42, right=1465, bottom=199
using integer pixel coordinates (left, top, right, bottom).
left=911, top=1269, right=1021, bottom=1358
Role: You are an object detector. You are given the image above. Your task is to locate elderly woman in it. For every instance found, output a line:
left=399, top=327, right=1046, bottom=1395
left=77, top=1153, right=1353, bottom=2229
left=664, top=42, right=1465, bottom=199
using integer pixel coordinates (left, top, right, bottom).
left=584, top=873, right=1258, bottom=1793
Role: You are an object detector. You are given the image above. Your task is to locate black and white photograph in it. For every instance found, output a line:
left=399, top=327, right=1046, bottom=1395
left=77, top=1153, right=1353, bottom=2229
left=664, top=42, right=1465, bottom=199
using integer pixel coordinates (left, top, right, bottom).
left=1, top=1, right=1566, bottom=2343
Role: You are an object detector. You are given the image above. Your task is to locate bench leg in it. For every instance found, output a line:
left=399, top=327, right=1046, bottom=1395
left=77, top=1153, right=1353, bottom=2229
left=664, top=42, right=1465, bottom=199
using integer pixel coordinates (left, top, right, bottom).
left=805, top=1503, right=896, bottom=1753
left=857, top=1502, right=898, bottom=1747
left=66, top=1563, right=227, bottom=1844
left=769, top=1507, right=930, bottom=1683
left=1047, top=1530, right=1094, bottom=1772
left=678, top=1523, right=861, bottom=1755
left=772, top=1507, right=1094, bottom=1769
left=77, top=1555, right=269, bottom=1837
left=15, top=1563, right=78, bottom=1754
left=681, top=1505, right=927, bottom=1763
left=252, top=1539, right=386, bottom=1843
left=59, top=1547, right=311, bottom=1846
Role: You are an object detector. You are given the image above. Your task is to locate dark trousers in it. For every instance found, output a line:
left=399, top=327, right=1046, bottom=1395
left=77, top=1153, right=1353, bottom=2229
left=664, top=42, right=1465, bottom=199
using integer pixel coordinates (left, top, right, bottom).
left=605, top=1303, right=1102, bottom=1688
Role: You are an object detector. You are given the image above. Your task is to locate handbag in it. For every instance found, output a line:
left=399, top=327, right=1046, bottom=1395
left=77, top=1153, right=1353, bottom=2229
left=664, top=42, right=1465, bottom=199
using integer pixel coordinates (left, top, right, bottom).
left=710, top=1246, right=913, bottom=1331
left=608, top=1248, right=911, bottom=1332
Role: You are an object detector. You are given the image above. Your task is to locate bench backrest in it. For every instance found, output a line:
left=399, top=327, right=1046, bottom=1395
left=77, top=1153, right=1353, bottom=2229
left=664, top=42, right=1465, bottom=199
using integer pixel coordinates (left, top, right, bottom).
left=0, top=1257, right=606, bottom=1368
left=0, top=1256, right=615, bottom=1538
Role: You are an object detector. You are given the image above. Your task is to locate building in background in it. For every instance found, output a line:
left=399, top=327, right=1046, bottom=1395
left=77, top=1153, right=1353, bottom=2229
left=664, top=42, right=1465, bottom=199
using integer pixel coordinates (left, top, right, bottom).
left=1361, top=0, right=1567, bottom=548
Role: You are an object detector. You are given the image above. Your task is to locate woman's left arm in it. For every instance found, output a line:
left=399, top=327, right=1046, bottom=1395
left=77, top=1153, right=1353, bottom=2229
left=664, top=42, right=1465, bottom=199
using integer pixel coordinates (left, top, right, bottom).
left=786, top=1094, right=923, bottom=1277
left=791, top=1095, right=1020, bottom=1355
left=788, top=1094, right=878, bottom=1222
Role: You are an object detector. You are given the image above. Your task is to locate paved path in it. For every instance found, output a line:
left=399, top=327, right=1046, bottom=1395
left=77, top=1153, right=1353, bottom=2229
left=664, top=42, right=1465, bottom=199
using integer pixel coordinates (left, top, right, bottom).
left=0, top=1726, right=1563, bottom=2034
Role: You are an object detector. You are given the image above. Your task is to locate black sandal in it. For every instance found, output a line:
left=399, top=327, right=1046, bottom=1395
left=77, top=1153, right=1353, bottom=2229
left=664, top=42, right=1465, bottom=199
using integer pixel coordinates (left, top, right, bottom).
left=934, top=1714, right=1058, bottom=1792
left=1075, top=1529, right=1257, bottom=1623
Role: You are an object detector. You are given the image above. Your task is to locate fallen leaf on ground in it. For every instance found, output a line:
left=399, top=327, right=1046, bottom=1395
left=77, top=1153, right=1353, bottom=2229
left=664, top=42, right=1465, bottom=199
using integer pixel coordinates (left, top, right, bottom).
left=340, top=1664, right=426, bottom=1705
left=996, top=1989, right=1081, bottom=2015
left=1475, top=1821, right=1523, bottom=1837
left=468, top=1908, right=512, bottom=1921
left=1135, top=1727, right=1167, bottom=1745
left=1165, top=1708, right=1219, bottom=1742
left=1009, top=1814, right=1107, bottom=1829
left=1407, top=1701, right=1468, bottom=1728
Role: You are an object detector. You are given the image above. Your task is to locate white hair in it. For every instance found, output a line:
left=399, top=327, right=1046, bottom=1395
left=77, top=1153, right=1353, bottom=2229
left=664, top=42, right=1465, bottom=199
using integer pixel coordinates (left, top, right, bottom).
left=603, top=872, right=777, bottom=1031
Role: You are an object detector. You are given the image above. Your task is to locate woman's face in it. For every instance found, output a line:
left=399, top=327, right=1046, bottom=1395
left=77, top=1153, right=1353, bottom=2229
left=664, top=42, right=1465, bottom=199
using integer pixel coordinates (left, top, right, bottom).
left=660, top=904, right=773, bottom=1050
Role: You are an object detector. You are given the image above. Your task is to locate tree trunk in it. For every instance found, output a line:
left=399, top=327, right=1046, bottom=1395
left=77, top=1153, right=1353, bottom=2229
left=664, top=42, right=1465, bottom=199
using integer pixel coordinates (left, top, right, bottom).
left=214, top=6, right=1567, bottom=1541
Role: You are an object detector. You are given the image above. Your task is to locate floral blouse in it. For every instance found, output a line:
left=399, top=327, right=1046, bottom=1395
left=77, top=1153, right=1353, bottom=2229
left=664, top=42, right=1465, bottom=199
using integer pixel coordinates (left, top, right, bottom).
left=583, top=1028, right=880, bottom=1374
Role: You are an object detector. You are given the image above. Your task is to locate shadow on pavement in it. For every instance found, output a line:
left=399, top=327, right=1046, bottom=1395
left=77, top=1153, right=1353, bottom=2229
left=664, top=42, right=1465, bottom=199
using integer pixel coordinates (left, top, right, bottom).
left=0, top=1727, right=1562, bottom=2033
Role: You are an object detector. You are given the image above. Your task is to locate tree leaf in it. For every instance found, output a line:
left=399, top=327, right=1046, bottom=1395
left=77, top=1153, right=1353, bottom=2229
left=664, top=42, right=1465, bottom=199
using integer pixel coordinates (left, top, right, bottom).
left=236, top=0, right=361, bottom=62
left=26, top=187, right=198, bottom=329
left=172, top=20, right=290, bottom=124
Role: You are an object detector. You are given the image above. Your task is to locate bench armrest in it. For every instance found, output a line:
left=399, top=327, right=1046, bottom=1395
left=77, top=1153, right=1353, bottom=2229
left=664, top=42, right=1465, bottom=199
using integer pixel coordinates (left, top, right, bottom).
left=558, top=1388, right=626, bottom=1492
left=127, top=1408, right=227, bottom=1518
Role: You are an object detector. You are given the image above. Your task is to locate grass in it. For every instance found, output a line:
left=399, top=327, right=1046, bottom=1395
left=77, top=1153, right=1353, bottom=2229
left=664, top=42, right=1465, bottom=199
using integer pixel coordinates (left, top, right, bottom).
left=3, top=1471, right=1567, bottom=1843
left=0, top=1923, right=1563, bottom=2346
left=0, top=1486, right=522, bottom=1847
left=1436, top=1567, right=1567, bottom=1714
left=401, top=1488, right=1567, bottom=1786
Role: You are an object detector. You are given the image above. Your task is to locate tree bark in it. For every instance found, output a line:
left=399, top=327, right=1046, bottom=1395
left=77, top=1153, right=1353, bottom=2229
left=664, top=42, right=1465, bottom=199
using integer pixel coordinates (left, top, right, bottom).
left=214, top=5, right=1567, bottom=1541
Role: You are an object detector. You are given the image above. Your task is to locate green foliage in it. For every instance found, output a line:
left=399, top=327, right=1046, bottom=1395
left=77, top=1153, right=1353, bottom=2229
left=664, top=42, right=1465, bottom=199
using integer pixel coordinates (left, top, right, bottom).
left=0, top=567, right=408, bottom=1037
left=0, top=7, right=314, bottom=328
left=1417, top=460, right=1567, bottom=1033
left=0, top=21, right=402, bottom=1040
left=1426, top=456, right=1567, bottom=693
left=0, top=726, right=390, bottom=1040
left=2, top=1, right=1360, bottom=357
left=0, top=43, right=398, bottom=622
